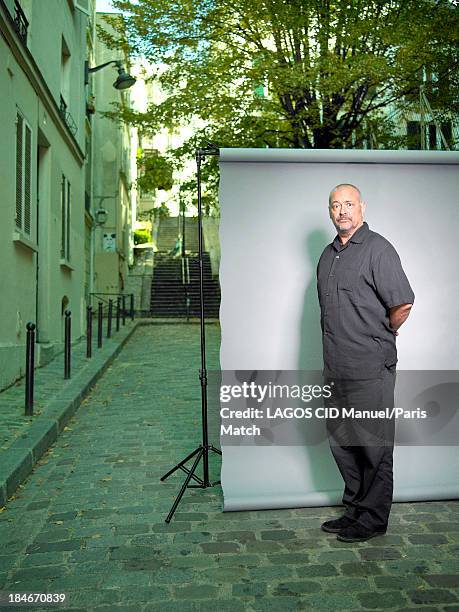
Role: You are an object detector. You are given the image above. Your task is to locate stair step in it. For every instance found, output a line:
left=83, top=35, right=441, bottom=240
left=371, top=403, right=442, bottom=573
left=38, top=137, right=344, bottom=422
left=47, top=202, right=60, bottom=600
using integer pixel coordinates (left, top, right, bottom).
left=150, top=251, right=220, bottom=317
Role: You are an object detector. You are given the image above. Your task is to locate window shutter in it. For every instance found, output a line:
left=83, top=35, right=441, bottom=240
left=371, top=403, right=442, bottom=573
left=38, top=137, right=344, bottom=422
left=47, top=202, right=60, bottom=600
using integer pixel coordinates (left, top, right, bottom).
left=66, top=180, right=71, bottom=260
left=61, top=174, right=66, bottom=258
left=24, top=124, right=32, bottom=234
left=16, top=113, right=23, bottom=229
left=74, top=0, right=90, bottom=15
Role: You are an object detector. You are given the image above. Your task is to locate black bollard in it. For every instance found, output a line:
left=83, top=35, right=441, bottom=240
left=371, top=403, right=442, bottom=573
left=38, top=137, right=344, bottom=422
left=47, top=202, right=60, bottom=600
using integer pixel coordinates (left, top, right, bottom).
left=86, top=306, right=93, bottom=358
left=122, top=295, right=126, bottom=326
left=64, top=310, right=71, bottom=379
left=116, top=296, right=121, bottom=331
left=97, top=301, right=103, bottom=348
left=25, top=322, right=36, bottom=416
left=107, top=299, right=113, bottom=338
left=130, top=293, right=134, bottom=321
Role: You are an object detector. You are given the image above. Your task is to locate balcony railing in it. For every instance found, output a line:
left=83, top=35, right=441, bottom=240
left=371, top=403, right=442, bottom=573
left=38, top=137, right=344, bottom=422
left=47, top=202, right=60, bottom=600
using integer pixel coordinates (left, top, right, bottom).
left=59, top=95, right=78, bottom=136
left=13, top=0, right=28, bottom=45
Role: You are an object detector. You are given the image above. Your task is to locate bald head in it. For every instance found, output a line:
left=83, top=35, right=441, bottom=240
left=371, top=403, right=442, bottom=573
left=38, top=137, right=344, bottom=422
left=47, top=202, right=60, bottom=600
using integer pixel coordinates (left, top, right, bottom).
left=328, top=183, right=366, bottom=242
left=329, top=183, right=362, bottom=206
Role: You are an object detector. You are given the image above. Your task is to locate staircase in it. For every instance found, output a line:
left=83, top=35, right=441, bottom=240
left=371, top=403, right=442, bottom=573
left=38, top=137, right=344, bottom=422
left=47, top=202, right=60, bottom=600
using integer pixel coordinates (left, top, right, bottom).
left=150, top=217, right=220, bottom=318
left=156, top=217, right=180, bottom=251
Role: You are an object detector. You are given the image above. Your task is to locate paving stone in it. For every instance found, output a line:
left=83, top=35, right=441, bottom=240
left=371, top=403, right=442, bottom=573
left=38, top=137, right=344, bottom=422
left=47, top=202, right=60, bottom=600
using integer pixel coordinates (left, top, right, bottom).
left=317, top=549, right=360, bottom=563
left=340, top=561, right=383, bottom=576
left=422, top=574, right=459, bottom=588
left=173, top=584, right=219, bottom=599
left=200, top=542, right=240, bottom=554
left=249, top=596, right=316, bottom=611
left=260, top=529, right=296, bottom=541
left=232, top=582, right=267, bottom=598
left=245, top=540, right=283, bottom=553
left=215, top=530, right=256, bottom=542
left=296, top=563, right=338, bottom=578
left=408, top=588, right=458, bottom=605
left=271, top=580, right=322, bottom=596
left=266, top=553, right=310, bottom=565
left=359, top=547, right=401, bottom=561
left=408, top=533, right=448, bottom=545
left=26, top=540, right=83, bottom=553
left=373, top=574, right=425, bottom=589
left=357, top=589, right=408, bottom=608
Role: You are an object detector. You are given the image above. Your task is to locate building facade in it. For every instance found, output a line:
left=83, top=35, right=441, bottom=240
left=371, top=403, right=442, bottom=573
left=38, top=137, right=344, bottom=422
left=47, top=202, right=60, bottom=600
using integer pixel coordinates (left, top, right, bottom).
left=90, top=12, right=135, bottom=298
left=0, top=0, right=94, bottom=390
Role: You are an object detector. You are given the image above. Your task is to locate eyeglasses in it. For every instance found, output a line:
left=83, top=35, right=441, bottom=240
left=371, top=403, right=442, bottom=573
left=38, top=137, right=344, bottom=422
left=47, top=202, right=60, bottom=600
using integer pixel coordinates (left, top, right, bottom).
left=329, top=201, right=357, bottom=212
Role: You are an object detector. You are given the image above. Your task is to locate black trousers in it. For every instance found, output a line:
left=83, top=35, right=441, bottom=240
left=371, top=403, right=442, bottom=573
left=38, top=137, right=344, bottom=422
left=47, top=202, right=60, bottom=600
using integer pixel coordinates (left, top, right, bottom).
left=325, top=367, right=396, bottom=531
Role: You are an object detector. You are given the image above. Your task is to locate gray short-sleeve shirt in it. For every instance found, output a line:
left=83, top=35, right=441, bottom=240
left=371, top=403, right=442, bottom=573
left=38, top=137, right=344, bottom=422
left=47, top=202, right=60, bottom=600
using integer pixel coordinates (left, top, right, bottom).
left=316, top=222, right=415, bottom=379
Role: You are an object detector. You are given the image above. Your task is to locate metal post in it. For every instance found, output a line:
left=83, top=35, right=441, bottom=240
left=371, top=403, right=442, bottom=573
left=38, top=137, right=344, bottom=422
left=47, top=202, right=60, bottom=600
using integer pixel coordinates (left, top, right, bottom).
left=25, top=322, right=36, bottom=416
left=86, top=306, right=92, bottom=358
left=130, top=293, right=134, bottom=321
left=64, top=310, right=71, bottom=379
left=122, top=295, right=126, bottom=326
left=181, top=197, right=186, bottom=257
left=107, top=299, right=113, bottom=338
left=98, top=301, right=103, bottom=348
left=116, top=296, right=121, bottom=331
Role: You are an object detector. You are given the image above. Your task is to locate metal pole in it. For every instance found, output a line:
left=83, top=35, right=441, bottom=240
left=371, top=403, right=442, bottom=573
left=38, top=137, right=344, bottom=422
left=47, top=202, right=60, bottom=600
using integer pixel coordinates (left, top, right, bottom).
left=86, top=306, right=92, bottom=358
left=25, top=322, right=36, bottom=416
left=107, top=299, right=113, bottom=338
left=130, top=293, right=134, bottom=321
left=98, top=301, right=103, bottom=348
left=196, top=151, right=210, bottom=486
left=181, top=197, right=186, bottom=257
left=122, top=295, right=126, bottom=326
left=116, top=296, right=121, bottom=331
left=64, top=310, right=71, bottom=379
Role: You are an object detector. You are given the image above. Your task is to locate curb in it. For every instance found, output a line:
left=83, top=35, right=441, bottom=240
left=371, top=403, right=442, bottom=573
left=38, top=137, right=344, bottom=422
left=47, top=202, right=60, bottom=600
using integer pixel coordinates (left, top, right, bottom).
left=0, top=322, right=140, bottom=508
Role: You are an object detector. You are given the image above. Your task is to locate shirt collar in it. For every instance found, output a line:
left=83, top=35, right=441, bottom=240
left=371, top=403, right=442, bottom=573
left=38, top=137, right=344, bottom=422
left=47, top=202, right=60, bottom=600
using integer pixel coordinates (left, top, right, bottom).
left=332, top=221, right=369, bottom=250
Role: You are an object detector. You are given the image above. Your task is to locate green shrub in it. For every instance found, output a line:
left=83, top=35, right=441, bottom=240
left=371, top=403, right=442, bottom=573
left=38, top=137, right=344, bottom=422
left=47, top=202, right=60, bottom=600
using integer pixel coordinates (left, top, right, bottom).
left=134, top=229, right=151, bottom=245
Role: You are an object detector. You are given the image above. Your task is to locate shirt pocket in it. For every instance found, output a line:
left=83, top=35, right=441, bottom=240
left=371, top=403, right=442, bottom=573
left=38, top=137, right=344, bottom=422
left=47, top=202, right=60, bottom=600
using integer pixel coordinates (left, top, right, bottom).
left=338, top=268, right=360, bottom=293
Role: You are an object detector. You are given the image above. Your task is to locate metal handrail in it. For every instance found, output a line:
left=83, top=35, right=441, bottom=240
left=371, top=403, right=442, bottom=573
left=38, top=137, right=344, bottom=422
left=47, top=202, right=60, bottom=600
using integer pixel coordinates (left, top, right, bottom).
left=181, top=256, right=190, bottom=285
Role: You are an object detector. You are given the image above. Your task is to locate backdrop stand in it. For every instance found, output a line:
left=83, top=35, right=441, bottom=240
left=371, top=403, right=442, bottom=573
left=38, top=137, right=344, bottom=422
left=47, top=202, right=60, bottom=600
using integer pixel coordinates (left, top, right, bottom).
left=160, top=144, right=221, bottom=523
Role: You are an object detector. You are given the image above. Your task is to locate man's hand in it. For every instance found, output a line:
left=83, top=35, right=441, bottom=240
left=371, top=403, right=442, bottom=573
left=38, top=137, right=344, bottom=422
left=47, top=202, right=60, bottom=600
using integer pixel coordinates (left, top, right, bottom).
left=389, top=303, right=413, bottom=335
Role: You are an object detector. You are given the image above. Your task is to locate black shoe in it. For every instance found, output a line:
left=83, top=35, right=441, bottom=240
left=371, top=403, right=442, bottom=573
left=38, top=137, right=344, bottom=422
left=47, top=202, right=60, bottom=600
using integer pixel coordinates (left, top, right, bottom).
left=336, top=523, right=387, bottom=543
left=321, top=515, right=356, bottom=533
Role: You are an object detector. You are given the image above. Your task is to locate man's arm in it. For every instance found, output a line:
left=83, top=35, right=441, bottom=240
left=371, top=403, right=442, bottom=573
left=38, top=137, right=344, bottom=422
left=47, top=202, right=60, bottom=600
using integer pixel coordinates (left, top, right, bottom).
left=389, top=303, right=413, bottom=336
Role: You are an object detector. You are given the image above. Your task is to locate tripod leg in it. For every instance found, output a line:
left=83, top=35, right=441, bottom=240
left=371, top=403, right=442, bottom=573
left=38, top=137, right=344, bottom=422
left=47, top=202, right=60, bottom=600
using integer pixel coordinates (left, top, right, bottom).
left=210, top=445, right=222, bottom=456
left=165, top=447, right=204, bottom=523
left=160, top=446, right=201, bottom=482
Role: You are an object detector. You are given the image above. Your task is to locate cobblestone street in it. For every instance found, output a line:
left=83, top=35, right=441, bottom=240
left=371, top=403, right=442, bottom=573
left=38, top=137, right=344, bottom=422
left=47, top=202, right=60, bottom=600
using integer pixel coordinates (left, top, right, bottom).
left=0, top=324, right=458, bottom=611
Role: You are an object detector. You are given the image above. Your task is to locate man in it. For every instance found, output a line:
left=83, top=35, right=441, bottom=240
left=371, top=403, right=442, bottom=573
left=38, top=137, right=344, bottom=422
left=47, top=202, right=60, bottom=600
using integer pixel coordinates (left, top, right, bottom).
left=317, top=183, right=414, bottom=543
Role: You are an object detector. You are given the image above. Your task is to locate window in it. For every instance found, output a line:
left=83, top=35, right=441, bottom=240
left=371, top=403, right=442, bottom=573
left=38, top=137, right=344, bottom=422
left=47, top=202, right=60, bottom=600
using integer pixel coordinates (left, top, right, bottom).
left=61, top=175, right=71, bottom=260
left=407, top=121, right=421, bottom=150
left=15, top=111, right=32, bottom=235
left=441, top=121, right=453, bottom=150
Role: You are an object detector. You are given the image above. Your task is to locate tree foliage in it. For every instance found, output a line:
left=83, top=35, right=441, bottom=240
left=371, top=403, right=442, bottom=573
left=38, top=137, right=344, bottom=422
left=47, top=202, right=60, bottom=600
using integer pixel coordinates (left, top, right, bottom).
left=137, top=149, right=174, bottom=193
left=102, top=0, right=459, bottom=208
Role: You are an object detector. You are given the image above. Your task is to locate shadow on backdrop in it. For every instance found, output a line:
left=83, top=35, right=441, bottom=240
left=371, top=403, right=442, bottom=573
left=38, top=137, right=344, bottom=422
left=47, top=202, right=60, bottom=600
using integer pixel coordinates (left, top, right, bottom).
left=297, top=228, right=342, bottom=504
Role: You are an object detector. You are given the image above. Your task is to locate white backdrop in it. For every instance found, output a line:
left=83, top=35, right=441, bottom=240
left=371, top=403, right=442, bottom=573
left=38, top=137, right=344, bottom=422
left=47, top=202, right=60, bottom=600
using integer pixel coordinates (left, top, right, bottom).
left=218, top=148, right=459, bottom=511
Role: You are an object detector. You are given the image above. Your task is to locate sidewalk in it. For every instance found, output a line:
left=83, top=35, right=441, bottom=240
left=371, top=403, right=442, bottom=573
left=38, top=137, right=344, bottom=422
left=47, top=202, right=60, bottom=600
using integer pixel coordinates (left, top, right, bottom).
left=0, top=324, right=458, bottom=611
left=0, top=320, right=137, bottom=508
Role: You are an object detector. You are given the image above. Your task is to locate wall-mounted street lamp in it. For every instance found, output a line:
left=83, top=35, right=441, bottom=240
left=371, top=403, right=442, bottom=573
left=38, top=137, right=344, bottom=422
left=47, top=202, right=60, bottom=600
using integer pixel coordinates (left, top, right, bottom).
left=84, top=60, right=136, bottom=90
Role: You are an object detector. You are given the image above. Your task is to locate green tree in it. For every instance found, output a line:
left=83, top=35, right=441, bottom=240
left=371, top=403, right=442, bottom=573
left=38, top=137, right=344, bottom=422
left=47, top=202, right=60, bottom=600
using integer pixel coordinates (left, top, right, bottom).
left=102, top=0, right=459, bottom=206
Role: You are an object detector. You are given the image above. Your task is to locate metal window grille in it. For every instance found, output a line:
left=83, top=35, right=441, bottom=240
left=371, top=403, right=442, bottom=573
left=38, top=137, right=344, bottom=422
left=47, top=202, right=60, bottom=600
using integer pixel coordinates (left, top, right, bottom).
left=15, top=111, right=32, bottom=234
